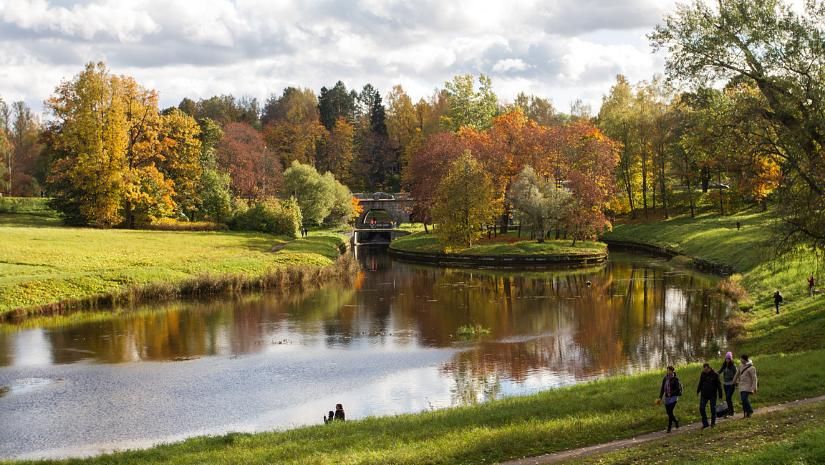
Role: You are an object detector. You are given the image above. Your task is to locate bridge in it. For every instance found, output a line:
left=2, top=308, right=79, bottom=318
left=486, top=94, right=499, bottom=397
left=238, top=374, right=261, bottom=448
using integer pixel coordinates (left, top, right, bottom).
left=352, top=192, right=415, bottom=245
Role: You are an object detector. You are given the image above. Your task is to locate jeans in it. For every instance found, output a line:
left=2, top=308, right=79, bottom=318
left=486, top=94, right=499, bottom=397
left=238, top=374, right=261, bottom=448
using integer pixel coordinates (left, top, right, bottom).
left=699, top=395, right=717, bottom=427
left=741, top=391, right=754, bottom=415
left=665, top=401, right=678, bottom=431
left=723, top=384, right=735, bottom=415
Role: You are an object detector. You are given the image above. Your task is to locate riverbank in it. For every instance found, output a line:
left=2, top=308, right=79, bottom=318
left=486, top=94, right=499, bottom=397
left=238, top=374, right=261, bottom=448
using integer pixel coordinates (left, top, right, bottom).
left=0, top=213, right=350, bottom=319
left=388, top=231, right=607, bottom=267
left=5, top=210, right=824, bottom=465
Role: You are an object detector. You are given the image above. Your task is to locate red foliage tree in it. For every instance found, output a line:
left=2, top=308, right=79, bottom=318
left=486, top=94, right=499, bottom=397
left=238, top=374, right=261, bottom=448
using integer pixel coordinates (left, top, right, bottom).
left=217, top=122, right=281, bottom=199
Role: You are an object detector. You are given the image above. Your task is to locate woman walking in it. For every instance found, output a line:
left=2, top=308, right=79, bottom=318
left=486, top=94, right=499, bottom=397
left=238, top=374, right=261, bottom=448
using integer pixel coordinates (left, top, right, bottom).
left=733, top=354, right=758, bottom=418
left=658, top=366, right=682, bottom=433
left=718, top=352, right=737, bottom=417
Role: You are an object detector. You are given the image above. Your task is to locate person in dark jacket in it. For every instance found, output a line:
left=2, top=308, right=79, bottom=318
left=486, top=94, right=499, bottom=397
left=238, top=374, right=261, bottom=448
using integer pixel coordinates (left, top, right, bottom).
left=697, top=363, right=724, bottom=428
left=718, top=352, right=737, bottom=417
left=658, top=366, right=681, bottom=433
left=774, top=290, right=783, bottom=314
left=323, top=410, right=334, bottom=424
left=334, top=403, right=346, bottom=421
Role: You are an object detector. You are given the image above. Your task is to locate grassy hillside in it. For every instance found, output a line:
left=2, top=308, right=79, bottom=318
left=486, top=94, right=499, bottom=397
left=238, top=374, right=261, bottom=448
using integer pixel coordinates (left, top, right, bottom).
left=0, top=212, right=346, bottom=317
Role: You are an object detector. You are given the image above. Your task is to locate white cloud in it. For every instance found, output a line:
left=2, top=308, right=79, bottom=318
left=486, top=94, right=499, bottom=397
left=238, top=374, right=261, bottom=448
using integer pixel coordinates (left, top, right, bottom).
left=0, top=0, right=680, bottom=115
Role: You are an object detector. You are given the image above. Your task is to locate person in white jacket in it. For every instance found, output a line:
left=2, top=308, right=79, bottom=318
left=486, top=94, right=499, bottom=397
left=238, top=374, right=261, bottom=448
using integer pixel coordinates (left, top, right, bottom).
left=733, top=354, right=758, bottom=418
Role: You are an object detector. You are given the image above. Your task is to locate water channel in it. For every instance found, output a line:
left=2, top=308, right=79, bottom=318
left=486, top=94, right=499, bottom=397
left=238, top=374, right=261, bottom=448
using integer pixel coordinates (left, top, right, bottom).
left=0, top=248, right=730, bottom=459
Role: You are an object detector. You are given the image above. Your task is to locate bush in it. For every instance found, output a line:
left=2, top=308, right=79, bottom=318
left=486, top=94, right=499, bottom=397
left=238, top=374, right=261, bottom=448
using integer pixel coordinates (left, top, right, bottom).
left=147, top=218, right=227, bottom=231
left=230, top=197, right=302, bottom=237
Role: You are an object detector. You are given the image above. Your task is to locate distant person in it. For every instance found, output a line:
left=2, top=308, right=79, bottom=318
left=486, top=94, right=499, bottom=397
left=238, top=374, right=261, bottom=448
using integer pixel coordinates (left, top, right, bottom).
left=735, top=221, right=741, bottom=231
left=334, top=403, right=346, bottom=421
left=809, top=274, right=816, bottom=297
left=773, top=290, right=783, bottom=314
left=718, top=352, right=738, bottom=417
left=697, top=363, right=723, bottom=429
left=658, top=366, right=682, bottom=433
left=733, top=354, right=758, bottom=418
left=323, top=410, right=334, bottom=424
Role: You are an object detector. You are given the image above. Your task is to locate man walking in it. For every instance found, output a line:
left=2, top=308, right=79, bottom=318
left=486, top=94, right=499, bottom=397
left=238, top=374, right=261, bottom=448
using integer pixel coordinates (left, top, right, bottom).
left=697, top=363, right=723, bottom=429
left=773, top=290, right=783, bottom=314
left=733, top=354, right=758, bottom=418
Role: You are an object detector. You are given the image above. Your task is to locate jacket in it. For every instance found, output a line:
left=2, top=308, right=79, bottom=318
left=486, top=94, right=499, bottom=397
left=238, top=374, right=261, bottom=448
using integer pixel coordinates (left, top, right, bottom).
left=697, top=370, right=723, bottom=399
left=659, top=375, right=681, bottom=403
left=733, top=361, right=758, bottom=393
left=719, top=362, right=737, bottom=385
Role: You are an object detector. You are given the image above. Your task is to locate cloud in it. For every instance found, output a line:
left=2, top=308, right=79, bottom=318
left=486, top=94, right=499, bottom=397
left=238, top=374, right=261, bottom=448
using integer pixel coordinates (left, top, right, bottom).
left=0, top=0, right=679, bottom=114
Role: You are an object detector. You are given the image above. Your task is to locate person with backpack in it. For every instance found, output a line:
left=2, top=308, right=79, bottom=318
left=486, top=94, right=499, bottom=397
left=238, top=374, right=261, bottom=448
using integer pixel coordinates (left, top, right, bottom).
left=773, top=290, right=783, bottom=314
left=697, top=363, right=724, bottom=429
left=718, top=352, right=737, bottom=417
left=733, top=354, right=758, bottom=418
left=658, top=366, right=682, bottom=433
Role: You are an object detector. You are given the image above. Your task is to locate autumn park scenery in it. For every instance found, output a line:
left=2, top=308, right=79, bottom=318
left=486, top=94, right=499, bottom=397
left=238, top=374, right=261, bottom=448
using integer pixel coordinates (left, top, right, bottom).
left=0, top=0, right=824, bottom=464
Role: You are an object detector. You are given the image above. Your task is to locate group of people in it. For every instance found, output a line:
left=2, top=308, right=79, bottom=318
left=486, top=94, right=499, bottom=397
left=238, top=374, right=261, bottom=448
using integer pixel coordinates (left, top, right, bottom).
left=658, top=353, right=758, bottom=432
left=323, top=403, right=346, bottom=424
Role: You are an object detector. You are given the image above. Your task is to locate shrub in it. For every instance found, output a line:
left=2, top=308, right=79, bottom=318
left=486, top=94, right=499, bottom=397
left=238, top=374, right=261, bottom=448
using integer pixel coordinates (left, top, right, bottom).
left=230, top=197, right=302, bottom=237
left=148, top=218, right=227, bottom=231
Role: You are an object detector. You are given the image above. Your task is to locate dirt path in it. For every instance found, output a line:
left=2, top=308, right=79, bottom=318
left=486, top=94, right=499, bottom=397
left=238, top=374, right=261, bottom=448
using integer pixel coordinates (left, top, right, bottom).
left=499, top=395, right=825, bottom=465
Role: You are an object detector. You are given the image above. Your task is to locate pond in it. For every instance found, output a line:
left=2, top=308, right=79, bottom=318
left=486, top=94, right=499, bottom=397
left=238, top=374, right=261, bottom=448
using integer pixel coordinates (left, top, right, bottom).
left=0, top=248, right=730, bottom=459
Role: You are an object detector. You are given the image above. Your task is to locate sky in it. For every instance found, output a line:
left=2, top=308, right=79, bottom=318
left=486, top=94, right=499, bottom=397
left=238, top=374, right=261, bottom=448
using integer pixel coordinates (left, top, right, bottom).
left=0, top=0, right=680, bottom=117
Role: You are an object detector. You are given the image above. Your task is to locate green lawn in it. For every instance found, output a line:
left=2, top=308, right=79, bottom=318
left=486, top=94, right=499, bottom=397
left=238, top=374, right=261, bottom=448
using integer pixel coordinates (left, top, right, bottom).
left=0, top=213, right=346, bottom=316
left=390, top=231, right=606, bottom=256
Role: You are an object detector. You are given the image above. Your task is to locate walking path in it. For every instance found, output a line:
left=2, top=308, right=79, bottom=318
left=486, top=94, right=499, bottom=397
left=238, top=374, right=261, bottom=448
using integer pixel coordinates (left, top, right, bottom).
left=499, top=395, right=825, bottom=465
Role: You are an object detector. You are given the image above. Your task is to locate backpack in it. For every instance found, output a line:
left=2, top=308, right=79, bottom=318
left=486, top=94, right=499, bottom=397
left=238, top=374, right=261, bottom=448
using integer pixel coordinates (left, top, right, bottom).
left=672, top=376, right=683, bottom=396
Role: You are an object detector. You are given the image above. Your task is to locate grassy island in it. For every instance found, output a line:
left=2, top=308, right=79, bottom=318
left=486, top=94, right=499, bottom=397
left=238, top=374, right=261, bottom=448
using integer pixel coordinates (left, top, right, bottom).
left=389, top=231, right=607, bottom=256
left=0, top=208, right=348, bottom=318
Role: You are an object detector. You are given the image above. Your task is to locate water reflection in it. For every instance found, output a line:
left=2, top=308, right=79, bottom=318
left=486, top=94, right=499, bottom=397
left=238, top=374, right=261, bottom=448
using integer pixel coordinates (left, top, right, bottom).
left=0, top=248, right=728, bottom=397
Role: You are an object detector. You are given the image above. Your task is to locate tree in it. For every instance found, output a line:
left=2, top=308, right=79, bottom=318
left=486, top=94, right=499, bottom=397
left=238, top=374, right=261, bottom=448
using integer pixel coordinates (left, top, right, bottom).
left=7, top=101, right=44, bottom=196
left=199, top=168, right=232, bottom=223
left=508, top=166, right=572, bottom=242
left=353, top=85, right=394, bottom=190
left=317, top=117, right=355, bottom=185
left=159, top=109, right=203, bottom=219
left=512, top=92, right=558, bottom=126
left=404, top=132, right=464, bottom=228
left=46, top=62, right=129, bottom=227
left=318, top=81, right=357, bottom=130
left=217, top=122, right=281, bottom=199
left=442, top=74, right=498, bottom=131
left=281, top=161, right=336, bottom=225
left=431, top=150, right=499, bottom=248
left=599, top=75, right=639, bottom=216
left=261, top=87, right=318, bottom=126
left=651, top=0, right=825, bottom=248
left=386, top=85, right=418, bottom=170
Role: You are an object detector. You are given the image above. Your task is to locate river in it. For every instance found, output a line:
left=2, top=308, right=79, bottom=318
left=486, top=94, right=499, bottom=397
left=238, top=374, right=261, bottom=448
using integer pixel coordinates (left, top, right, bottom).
left=0, top=248, right=729, bottom=459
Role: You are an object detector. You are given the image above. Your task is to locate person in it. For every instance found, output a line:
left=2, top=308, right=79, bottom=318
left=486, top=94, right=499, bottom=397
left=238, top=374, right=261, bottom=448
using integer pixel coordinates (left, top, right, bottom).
left=809, top=274, right=816, bottom=297
left=697, top=363, right=723, bottom=429
left=658, top=366, right=682, bottom=433
left=334, top=403, right=346, bottom=421
left=773, top=290, right=783, bottom=314
left=736, top=221, right=741, bottom=231
left=323, top=410, right=334, bottom=424
left=733, top=354, right=758, bottom=418
left=718, top=352, right=738, bottom=417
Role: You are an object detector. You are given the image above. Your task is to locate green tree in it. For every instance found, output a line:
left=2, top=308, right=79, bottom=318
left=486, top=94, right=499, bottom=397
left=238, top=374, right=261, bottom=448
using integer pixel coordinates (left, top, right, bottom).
left=282, top=161, right=336, bottom=225
left=199, top=168, right=233, bottom=223
left=432, top=150, right=499, bottom=248
left=318, top=81, right=357, bottom=130
left=442, top=74, right=498, bottom=131
left=651, top=0, right=825, bottom=248
left=508, top=166, right=572, bottom=243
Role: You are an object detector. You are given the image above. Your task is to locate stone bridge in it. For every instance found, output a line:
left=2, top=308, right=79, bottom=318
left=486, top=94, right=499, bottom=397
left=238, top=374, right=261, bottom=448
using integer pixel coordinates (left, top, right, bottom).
left=352, top=192, right=415, bottom=245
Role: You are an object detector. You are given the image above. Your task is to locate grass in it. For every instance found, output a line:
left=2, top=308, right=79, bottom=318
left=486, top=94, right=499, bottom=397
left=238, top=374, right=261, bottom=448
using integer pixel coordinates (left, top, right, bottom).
left=6, top=350, right=825, bottom=465
left=0, top=212, right=347, bottom=317
left=390, top=231, right=606, bottom=256
left=579, top=399, right=825, bottom=464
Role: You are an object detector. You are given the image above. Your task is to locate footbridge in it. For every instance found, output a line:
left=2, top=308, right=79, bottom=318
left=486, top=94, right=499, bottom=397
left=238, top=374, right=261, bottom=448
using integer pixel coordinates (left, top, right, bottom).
left=352, top=192, right=415, bottom=245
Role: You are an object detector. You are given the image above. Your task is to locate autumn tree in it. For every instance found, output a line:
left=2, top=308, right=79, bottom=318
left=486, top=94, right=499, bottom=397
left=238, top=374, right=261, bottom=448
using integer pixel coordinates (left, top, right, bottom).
left=158, top=109, right=203, bottom=219
left=511, top=93, right=558, bottom=126
left=404, top=132, right=465, bottom=229
left=431, top=150, right=499, bottom=248
left=599, top=75, right=639, bottom=216
left=317, top=117, right=355, bottom=185
left=386, top=85, right=418, bottom=172
left=262, top=87, right=325, bottom=168
left=5, top=101, right=44, bottom=196
left=217, top=122, right=281, bottom=199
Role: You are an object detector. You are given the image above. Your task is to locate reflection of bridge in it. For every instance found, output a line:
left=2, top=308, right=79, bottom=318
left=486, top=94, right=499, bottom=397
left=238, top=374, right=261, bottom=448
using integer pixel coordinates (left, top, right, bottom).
left=352, top=192, right=415, bottom=245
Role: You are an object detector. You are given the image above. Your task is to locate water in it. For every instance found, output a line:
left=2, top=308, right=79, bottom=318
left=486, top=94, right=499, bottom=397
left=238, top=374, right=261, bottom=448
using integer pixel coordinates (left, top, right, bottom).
left=0, top=248, right=729, bottom=459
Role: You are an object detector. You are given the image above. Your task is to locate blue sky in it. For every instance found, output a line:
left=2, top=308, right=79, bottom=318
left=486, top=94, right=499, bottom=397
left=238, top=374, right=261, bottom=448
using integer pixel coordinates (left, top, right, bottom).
left=0, top=0, right=680, bottom=116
